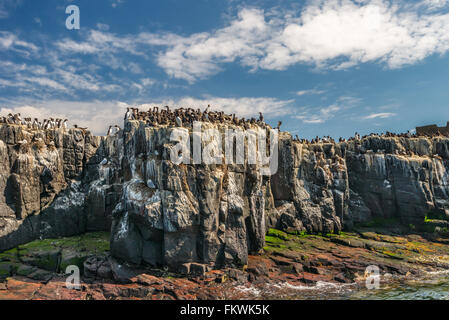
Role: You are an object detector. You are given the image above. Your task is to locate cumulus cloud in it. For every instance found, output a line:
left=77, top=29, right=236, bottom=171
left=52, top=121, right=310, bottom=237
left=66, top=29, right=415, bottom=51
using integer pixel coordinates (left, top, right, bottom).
left=2, top=0, right=449, bottom=109
left=147, top=1, right=449, bottom=81
left=4, top=1, right=449, bottom=86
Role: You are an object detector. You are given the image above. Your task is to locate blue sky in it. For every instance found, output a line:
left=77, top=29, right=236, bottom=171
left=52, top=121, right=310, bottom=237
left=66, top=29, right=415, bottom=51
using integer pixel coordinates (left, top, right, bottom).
left=1, top=0, right=449, bottom=137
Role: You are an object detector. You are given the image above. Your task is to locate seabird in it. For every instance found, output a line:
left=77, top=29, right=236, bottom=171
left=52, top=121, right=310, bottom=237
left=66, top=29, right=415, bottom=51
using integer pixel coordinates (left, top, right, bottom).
left=175, top=116, right=182, bottom=127
left=124, top=108, right=132, bottom=120
left=276, top=121, right=282, bottom=130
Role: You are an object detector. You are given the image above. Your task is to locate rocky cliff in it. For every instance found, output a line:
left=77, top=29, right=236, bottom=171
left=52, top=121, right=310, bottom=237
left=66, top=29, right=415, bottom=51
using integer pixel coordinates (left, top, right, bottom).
left=1, top=121, right=449, bottom=271
left=109, top=120, right=277, bottom=270
left=0, top=124, right=122, bottom=251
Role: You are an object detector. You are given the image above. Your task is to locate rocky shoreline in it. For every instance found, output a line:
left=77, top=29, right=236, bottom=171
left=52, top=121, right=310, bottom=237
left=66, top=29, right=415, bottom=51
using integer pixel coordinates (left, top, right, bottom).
left=2, top=223, right=449, bottom=300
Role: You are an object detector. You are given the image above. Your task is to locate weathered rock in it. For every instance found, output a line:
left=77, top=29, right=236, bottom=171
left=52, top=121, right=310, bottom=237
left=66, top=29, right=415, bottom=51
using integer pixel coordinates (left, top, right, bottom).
left=0, top=125, right=122, bottom=252
left=2, top=121, right=449, bottom=272
left=110, top=121, right=271, bottom=270
left=344, top=136, right=449, bottom=225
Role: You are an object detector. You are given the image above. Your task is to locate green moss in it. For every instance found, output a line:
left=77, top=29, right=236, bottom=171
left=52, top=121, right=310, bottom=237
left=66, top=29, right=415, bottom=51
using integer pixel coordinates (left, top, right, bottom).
left=382, top=250, right=405, bottom=260
left=17, top=232, right=109, bottom=256
left=267, top=229, right=289, bottom=241
left=0, top=248, right=19, bottom=262
left=19, top=239, right=58, bottom=252
left=8, top=232, right=110, bottom=274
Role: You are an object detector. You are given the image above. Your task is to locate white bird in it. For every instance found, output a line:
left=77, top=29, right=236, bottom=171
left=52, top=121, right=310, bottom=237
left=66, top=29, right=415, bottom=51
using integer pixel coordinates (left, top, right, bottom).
left=175, top=116, right=182, bottom=127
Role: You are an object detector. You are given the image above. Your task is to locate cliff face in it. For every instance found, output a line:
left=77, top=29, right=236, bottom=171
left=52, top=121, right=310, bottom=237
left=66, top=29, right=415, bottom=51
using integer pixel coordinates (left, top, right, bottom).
left=110, top=121, right=273, bottom=269
left=343, top=136, right=449, bottom=226
left=270, top=135, right=348, bottom=235
left=1, top=121, right=449, bottom=270
left=0, top=124, right=122, bottom=251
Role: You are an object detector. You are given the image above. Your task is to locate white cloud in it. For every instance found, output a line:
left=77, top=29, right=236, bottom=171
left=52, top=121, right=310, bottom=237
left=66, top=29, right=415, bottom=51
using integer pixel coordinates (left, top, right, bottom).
left=422, top=0, right=449, bottom=10
left=0, top=31, right=37, bottom=54
left=16, top=1, right=449, bottom=84
left=22, top=77, right=67, bottom=91
left=146, top=1, right=449, bottom=81
left=296, top=89, right=326, bottom=96
left=295, top=104, right=342, bottom=124
left=362, top=112, right=397, bottom=119
left=2, top=0, right=449, bottom=97
left=293, top=94, right=361, bottom=124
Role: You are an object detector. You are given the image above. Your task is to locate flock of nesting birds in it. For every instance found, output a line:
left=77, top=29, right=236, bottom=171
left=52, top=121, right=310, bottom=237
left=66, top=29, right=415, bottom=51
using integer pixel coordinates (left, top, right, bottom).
left=0, top=112, right=122, bottom=135
left=0, top=113, right=69, bottom=130
left=300, top=131, right=422, bottom=144
left=123, top=105, right=279, bottom=130
left=1, top=107, right=447, bottom=144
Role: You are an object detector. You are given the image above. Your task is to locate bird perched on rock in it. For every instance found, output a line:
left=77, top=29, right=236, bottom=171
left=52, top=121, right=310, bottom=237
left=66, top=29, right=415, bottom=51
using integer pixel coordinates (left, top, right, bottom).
left=276, top=121, right=282, bottom=130
left=124, top=107, right=132, bottom=120
left=175, top=116, right=182, bottom=127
